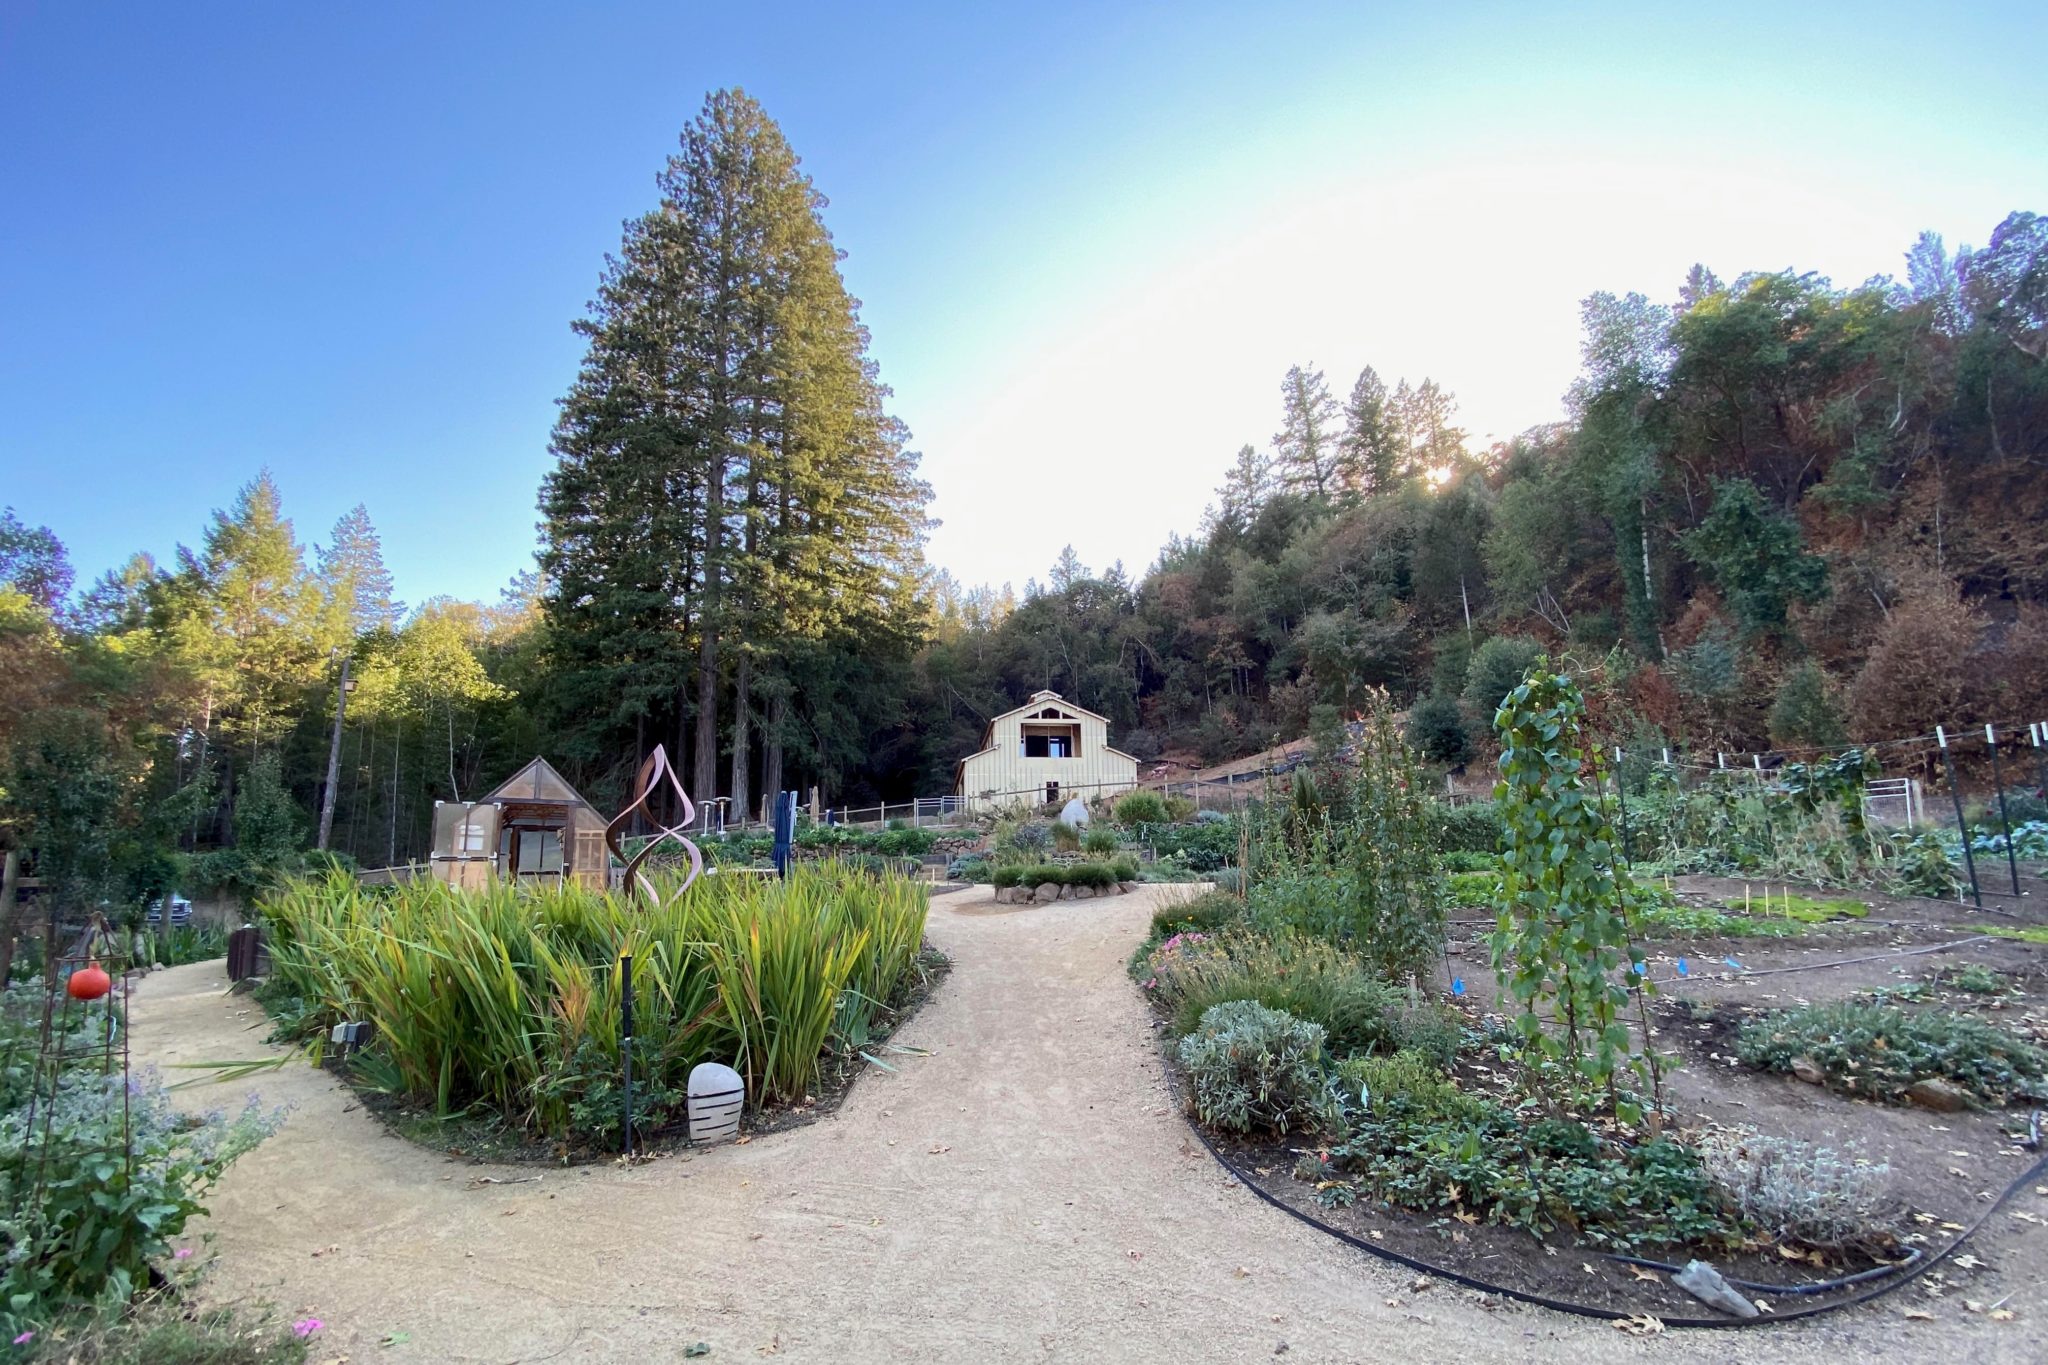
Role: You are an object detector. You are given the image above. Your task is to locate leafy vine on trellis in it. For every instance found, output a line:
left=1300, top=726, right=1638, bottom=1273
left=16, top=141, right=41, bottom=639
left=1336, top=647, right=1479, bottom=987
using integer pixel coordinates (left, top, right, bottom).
left=1489, top=663, right=1661, bottom=1123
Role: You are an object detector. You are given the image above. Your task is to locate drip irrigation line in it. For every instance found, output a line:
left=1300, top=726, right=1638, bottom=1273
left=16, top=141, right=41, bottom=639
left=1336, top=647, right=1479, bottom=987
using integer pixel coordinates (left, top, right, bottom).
left=1640, top=936, right=1992, bottom=988
left=1188, top=1117, right=2048, bottom=1330
left=1603, top=1248, right=1921, bottom=1295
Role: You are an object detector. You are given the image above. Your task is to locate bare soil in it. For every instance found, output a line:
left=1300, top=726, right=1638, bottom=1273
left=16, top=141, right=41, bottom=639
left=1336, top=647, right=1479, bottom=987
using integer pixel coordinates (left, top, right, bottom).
left=131, top=884, right=2044, bottom=1363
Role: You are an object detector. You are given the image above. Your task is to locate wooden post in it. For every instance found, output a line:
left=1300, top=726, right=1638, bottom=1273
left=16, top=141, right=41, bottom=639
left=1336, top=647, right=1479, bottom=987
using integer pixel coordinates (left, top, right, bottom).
left=0, top=848, right=20, bottom=987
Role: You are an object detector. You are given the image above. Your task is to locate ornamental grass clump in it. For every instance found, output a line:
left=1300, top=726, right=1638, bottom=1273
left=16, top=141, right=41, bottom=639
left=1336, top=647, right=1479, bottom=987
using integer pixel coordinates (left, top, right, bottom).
left=259, top=864, right=928, bottom=1139
left=1177, top=1000, right=1341, bottom=1136
left=1734, top=1001, right=2048, bottom=1106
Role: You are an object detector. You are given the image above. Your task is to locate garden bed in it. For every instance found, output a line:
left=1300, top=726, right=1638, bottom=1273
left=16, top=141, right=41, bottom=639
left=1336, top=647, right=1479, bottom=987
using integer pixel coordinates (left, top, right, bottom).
left=1154, top=876, right=2048, bottom=1323
left=253, top=865, right=941, bottom=1165
left=334, top=942, right=951, bottom=1166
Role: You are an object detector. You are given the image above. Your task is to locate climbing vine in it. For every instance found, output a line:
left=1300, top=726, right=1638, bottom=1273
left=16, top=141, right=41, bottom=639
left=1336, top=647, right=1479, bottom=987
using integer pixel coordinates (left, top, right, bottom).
left=1489, top=664, right=1658, bottom=1121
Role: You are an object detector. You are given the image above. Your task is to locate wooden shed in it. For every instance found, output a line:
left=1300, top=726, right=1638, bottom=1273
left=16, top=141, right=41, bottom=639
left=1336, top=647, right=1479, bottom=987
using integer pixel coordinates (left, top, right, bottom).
left=429, top=758, right=610, bottom=892
left=955, top=690, right=1139, bottom=815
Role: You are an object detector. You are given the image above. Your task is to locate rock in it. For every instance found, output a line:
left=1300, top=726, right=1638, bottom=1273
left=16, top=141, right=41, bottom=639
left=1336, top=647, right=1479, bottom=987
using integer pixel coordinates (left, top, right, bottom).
left=1790, top=1056, right=1825, bottom=1085
left=1033, top=882, right=1062, bottom=904
left=1117, top=881, right=1136, bottom=894
left=1673, top=1260, right=1758, bottom=1319
left=1060, top=885, right=1075, bottom=899
left=1907, top=1077, right=1969, bottom=1112
left=1074, top=885, right=1093, bottom=900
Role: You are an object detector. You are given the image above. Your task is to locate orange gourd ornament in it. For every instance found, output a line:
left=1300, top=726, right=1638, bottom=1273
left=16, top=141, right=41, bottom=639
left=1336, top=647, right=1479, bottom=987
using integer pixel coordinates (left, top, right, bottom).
left=67, top=960, right=112, bottom=1001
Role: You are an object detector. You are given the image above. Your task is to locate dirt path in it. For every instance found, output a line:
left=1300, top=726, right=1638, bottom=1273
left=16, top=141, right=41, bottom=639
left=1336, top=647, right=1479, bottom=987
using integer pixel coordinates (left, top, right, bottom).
left=131, top=887, right=2031, bottom=1363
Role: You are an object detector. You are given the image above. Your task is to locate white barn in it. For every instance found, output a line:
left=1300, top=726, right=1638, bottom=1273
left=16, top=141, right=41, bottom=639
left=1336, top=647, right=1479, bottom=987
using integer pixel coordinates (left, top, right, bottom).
left=955, top=690, right=1140, bottom=815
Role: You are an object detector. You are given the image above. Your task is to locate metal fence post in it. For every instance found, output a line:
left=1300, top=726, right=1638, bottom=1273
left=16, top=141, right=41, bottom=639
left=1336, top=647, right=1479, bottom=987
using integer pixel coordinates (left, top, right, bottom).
left=620, top=952, right=635, bottom=1157
left=1985, top=724, right=2022, bottom=896
left=1936, top=727, right=1983, bottom=910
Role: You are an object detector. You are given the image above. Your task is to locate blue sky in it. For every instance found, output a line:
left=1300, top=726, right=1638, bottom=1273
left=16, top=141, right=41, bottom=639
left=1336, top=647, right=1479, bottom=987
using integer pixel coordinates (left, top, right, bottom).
left=3, top=2, right=2043, bottom=606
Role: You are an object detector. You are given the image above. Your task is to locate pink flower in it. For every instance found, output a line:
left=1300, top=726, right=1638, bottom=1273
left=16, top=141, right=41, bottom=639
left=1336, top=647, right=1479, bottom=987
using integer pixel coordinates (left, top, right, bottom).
left=175, top=1247, right=194, bottom=1259
left=293, top=1318, right=324, bottom=1338
left=13, top=1331, right=33, bottom=1345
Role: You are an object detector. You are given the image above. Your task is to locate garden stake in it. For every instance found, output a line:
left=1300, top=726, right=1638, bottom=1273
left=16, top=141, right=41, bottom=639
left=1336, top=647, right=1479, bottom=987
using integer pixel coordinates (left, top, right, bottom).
left=1936, top=727, right=1983, bottom=910
left=1985, top=724, right=2022, bottom=896
left=1612, top=747, right=1633, bottom=863
left=620, top=951, right=634, bottom=1157
left=2032, top=722, right=2047, bottom=798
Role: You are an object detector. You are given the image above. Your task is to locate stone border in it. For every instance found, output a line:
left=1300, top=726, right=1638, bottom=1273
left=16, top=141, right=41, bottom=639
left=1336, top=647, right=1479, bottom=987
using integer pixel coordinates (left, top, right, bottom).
left=989, top=880, right=1139, bottom=905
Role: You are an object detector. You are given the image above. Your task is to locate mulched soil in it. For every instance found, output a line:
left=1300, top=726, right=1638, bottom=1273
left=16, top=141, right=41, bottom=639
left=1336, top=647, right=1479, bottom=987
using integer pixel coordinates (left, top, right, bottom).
left=1184, top=865, right=2048, bottom=1322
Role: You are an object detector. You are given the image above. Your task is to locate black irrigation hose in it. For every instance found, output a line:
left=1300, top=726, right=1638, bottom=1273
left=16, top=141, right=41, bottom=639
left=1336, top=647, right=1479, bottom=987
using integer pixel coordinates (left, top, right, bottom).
left=1188, top=1119, right=2048, bottom=1330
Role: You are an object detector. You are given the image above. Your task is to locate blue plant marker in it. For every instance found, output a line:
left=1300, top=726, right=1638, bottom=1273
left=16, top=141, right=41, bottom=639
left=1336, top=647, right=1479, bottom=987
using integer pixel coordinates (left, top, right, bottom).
left=1451, top=977, right=1466, bottom=996
left=1676, top=957, right=1690, bottom=977
left=1723, top=956, right=1744, bottom=972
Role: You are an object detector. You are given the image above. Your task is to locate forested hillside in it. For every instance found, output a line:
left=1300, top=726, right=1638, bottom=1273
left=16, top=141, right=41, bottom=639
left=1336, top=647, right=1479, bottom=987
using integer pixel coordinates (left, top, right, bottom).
left=902, top=214, right=2048, bottom=790
left=0, top=82, right=2042, bottom=918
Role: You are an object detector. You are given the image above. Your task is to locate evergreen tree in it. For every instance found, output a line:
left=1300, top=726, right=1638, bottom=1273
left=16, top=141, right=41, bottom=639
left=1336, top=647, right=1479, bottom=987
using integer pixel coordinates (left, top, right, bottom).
left=1213, top=444, right=1273, bottom=532
left=317, top=504, right=402, bottom=638
left=1274, top=365, right=1340, bottom=499
left=1340, top=366, right=1398, bottom=496
left=1049, top=545, right=1089, bottom=592
left=539, top=88, right=928, bottom=805
left=0, top=509, right=74, bottom=612
left=173, top=470, right=322, bottom=758
left=1676, top=263, right=1724, bottom=315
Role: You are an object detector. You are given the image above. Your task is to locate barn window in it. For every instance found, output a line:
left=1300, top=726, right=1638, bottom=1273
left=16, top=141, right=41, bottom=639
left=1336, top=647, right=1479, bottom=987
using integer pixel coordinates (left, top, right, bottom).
left=1020, top=724, right=1079, bottom=758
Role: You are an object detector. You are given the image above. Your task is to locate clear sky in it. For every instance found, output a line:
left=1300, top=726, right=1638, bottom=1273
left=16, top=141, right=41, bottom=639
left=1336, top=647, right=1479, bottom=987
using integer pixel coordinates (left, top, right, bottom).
left=3, top=2, right=2043, bottom=606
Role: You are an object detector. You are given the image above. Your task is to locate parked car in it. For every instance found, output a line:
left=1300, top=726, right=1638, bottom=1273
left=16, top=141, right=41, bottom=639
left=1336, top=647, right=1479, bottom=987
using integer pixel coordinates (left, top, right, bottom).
left=145, top=895, right=193, bottom=928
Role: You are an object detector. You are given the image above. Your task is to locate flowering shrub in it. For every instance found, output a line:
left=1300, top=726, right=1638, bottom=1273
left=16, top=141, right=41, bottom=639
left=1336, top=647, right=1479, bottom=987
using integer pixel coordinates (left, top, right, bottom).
left=0, top=1062, right=283, bottom=1336
left=1139, top=930, right=1218, bottom=992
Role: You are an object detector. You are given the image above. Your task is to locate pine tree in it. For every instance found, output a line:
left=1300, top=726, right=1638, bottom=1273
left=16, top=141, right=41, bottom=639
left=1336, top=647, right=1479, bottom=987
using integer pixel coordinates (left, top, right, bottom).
left=1214, top=444, right=1273, bottom=531
left=1274, top=365, right=1340, bottom=499
left=1340, top=367, right=1398, bottom=496
left=317, top=503, right=402, bottom=639
left=1407, top=379, right=1466, bottom=473
left=1050, top=545, right=1089, bottom=592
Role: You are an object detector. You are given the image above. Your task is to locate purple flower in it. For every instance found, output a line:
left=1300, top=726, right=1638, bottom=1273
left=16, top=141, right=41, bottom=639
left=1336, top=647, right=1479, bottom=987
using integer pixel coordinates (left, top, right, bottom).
left=292, top=1318, right=323, bottom=1338
left=13, top=1331, right=34, bottom=1345
left=175, top=1246, right=194, bottom=1259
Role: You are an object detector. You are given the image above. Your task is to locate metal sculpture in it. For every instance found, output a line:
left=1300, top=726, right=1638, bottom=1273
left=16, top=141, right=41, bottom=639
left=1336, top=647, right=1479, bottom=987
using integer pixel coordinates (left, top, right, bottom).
left=601, top=745, right=704, bottom=1157
left=603, top=744, right=704, bottom=905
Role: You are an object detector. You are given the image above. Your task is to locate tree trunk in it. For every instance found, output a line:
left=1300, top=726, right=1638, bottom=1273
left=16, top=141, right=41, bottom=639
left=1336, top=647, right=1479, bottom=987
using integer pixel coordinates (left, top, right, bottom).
left=730, top=652, right=752, bottom=828
left=446, top=705, right=461, bottom=803
left=695, top=447, right=724, bottom=802
left=387, top=719, right=401, bottom=866
left=763, top=688, right=787, bottom=813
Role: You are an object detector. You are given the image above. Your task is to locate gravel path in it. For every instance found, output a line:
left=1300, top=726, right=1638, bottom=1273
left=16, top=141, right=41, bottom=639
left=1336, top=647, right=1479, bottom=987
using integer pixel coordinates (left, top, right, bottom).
left=130, top=886, right=2029, bottom=1363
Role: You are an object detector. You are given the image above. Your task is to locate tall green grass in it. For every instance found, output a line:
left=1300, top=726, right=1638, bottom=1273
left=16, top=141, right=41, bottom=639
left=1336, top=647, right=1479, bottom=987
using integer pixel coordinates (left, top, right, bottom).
left=259, top=865, right=928, bottom=1138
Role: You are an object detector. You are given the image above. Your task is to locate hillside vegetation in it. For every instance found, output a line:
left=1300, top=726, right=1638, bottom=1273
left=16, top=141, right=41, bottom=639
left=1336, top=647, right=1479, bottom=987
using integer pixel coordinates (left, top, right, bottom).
left=0, top=87, right=2042, bottom=915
